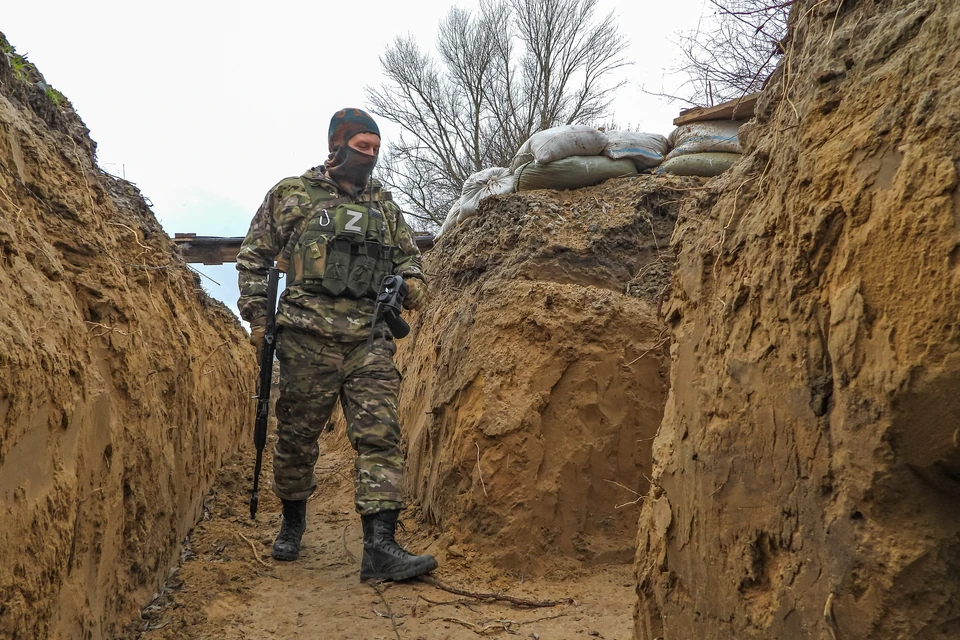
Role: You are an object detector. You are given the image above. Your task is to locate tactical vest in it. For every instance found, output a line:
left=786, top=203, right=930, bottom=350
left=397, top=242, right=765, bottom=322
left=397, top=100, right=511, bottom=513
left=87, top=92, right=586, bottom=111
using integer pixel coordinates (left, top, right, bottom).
left=283, top=179, right=397, bottom=299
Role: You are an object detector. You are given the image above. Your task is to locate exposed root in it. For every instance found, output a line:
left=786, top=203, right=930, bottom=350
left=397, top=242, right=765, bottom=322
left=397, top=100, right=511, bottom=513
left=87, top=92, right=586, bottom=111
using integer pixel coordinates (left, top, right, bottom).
left=418, top=594, right=480, bottom=608
left=370, top=581, right=403, bottom=640
left=623, top=328, right=669, bottom=367
left=603, top=479, right=648, bottom=509
left=199, top=340, right=230, bottom=371
left=418, top=575, right=577, bottom=608
left=436, top=611, right=567, bottom=636
left=238, top=533, right=270, bottom=568
left=66, top=488, right=103, bottom=573
left=85, top=321, right=141, bottom=338
left=475, top=443, right=488, bottom=496
left=438, top=616, right=514, bottom=635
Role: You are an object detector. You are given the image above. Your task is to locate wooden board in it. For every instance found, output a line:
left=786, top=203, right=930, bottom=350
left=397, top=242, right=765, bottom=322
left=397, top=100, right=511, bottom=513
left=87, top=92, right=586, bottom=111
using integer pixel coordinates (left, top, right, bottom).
left=172, top=235, right=243, bottom=265
left=673, top=92, right=761, bottom=126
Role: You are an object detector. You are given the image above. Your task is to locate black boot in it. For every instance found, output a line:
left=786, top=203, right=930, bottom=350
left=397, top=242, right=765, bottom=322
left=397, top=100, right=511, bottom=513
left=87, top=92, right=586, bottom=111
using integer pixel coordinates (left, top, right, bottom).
left=272, top=499, right=307, bottom=561
left=360, top=510, right=438, bottom=581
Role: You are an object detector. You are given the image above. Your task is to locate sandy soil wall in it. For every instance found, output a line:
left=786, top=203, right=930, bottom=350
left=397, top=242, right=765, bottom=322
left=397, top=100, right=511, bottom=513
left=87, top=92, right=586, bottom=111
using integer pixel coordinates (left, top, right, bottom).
left=397, top=176, right=701, bottom=576
left=0, top=36, right=256, bottom=639
left=635, top=2, right=960, bottom=638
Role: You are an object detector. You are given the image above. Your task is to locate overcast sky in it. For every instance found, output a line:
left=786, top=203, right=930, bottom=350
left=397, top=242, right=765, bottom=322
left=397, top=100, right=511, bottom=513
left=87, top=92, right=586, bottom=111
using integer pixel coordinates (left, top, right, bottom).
left=4, top=0, right=710, bottom=315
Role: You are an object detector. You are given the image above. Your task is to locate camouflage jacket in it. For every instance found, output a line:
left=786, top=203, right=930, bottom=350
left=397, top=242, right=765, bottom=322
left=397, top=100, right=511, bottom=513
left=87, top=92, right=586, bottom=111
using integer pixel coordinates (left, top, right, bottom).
left=236, top=167, right=425, bottom=341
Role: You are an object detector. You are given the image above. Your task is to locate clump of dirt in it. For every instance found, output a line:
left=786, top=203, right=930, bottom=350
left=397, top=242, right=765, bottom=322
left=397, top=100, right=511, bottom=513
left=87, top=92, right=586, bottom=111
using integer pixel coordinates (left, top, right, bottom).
left=396, top=175, right=702, bottom=576
left=635, top=2, right=960, bottom=639
left=0, top=33, right=256, bottom=639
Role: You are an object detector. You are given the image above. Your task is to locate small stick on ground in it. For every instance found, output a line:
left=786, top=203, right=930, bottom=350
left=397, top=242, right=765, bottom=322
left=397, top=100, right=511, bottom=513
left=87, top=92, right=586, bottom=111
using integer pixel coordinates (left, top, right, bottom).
left=369, top=582, right=403, bottom=640
left=419, top=595, right=480, bottom=607
left=439, top=617, right=508, bottom=634
left=418, top=576, right=576, bottom=608
left=238, top=533, right=270, bottom=568
left=525, top=610, right=568, bottom=624
left=437, top=615, right=571, bottom=635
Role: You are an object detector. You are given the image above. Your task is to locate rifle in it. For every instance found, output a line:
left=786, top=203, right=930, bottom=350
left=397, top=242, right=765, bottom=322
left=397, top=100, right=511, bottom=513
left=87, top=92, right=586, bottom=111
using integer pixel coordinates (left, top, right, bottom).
left=250, top=266, right=281, bottom=520
left=367, top=275, right=410, bottom=351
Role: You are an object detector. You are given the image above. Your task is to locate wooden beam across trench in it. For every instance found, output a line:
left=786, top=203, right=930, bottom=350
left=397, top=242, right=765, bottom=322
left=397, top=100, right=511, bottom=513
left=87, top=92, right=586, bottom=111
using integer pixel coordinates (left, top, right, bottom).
left=673, top=92, right=761, bottom=126
left=172, top=233, right=436, bottom=265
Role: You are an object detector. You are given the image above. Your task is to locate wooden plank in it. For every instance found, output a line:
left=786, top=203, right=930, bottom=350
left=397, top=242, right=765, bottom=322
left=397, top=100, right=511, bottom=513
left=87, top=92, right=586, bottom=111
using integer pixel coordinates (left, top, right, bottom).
left=673, top=92, right=761, bottom=126
left=414, top=234, right=435, bottom=252
left=171, top=233, right=435, bottom=265
left=172, top=235, right=243, bottom=265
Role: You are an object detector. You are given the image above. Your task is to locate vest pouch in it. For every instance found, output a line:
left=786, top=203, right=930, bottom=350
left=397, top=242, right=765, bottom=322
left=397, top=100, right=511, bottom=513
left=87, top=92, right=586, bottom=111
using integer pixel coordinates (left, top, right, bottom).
left=291, top=208, right=335, bottom=291
left=366, top=207, right=385, bottom=241
left=291, top=246, right=304, bottom=284
left=367, top=243, right=395, bottom=298
left=346, top=243, right=378, bottom=298
left=320, top=236, right=352, bottom=296
left=296, top=239, right=328, bottom=291
left=333, top=203, right=369, bottom=241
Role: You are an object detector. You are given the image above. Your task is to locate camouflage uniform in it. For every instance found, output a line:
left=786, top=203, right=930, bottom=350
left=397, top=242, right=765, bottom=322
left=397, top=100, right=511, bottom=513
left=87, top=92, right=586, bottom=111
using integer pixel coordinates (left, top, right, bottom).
left=237, top=168, right=425, bottom=515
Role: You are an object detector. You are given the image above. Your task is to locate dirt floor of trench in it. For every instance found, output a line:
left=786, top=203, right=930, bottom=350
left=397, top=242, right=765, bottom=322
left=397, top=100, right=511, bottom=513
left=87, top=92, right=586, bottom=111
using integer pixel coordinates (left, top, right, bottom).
left=122, top=428, right=637, bottom=640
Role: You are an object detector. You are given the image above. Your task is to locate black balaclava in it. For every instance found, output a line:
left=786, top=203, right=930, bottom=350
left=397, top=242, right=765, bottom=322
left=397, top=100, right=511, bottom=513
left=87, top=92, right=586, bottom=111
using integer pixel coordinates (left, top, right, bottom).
left=323, top=108, right=380, bottom=198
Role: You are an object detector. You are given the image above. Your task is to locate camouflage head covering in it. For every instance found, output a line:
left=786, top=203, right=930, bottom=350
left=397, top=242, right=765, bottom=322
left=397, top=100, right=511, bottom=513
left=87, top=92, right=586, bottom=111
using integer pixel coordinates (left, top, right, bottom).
left=327, top=108, right=380, bottom=153
left=325, top=108, right=380, bottom=197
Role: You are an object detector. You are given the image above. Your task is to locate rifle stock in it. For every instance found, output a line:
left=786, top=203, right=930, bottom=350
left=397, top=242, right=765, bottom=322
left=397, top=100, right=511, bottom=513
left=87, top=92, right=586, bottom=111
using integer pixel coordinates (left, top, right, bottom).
left=250, top=266, right=281, bottom=520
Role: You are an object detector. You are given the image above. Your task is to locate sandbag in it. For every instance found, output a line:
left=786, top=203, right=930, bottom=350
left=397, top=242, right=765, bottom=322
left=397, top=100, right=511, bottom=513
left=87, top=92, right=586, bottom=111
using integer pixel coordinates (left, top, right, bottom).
left=438, top=198, right=461, bottom=237
left=459, top=167, right=515, bottom=223
left=666, top=120, right=743, bottom=158
left=515, top=155, right=637, bottom=192
left=510, top=125, right=608, bottom=170
left=603, top=131, right=671, bottom=169
left=655, top=152, right=740, bottom=177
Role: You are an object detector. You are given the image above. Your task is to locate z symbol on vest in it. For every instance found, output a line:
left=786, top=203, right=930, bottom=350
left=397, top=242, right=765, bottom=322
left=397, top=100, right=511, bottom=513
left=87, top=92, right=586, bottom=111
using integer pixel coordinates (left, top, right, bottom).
left=345, top=210, right=364, bottom=233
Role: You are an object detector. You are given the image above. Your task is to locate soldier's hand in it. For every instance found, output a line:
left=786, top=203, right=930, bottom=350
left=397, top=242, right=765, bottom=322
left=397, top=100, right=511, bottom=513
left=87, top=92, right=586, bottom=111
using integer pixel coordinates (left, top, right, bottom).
left=402, top=277, right=428, bottom=311
left=249, top=319, right=266, bottom=353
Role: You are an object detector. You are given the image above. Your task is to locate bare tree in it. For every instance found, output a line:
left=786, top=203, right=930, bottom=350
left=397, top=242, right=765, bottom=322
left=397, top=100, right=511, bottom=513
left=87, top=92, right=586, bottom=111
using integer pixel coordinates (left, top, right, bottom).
left=368, top=0, right=629, bottom=226
left=668, top=0, right=793, bottom=107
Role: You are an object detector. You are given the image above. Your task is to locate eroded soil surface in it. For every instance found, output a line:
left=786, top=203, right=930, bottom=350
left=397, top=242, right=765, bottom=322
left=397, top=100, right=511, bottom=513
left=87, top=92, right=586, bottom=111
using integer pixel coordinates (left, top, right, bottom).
left=123, top=429, right=637, bottom=640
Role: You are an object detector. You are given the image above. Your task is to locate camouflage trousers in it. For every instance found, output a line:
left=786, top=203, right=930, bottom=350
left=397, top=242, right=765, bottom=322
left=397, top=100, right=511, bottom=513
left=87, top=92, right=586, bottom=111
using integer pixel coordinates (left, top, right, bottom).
left=273, top=326, right=405, bottom=515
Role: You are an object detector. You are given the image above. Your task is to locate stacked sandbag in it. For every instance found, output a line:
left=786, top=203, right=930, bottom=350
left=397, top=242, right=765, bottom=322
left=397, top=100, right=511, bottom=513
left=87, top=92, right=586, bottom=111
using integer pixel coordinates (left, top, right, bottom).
left=602, top=131, right=671, bottom=170
left=510, top=124, right=609, bottom=170
left=656, top=120, right=744, bottom=177
left=438, top=198, right=461, bottom=237
left=437, top=167, right=515, bottom=238
left=438, top=124, right=669, bottom=236
left=515, top=156, right=637, bottom=191
left=458, top=167, right=515, bottom=223
left=511, top=124, right=648, bottom=192
left=656, top=152, right=741, bottom=178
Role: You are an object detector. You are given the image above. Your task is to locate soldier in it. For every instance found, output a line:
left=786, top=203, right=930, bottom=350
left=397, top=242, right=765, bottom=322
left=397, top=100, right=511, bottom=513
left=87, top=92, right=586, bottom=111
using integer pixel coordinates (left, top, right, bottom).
left=236, top=108, right=437, bottom=581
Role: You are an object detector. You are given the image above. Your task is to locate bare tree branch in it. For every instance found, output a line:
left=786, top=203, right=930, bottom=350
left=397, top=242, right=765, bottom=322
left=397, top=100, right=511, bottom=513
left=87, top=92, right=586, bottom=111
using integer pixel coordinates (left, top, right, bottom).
left=366, top=0, right=630, bottom=224
left=670, top=0, right=793, bottom=107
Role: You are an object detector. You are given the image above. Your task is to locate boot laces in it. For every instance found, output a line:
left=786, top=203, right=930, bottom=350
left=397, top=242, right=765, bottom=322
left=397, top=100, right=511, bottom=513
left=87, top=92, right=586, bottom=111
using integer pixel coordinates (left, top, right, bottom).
left=373, top=518, right=418, bottom=559
left=277, top=518, right=302, bottom=544
left=382, top=536, right=416, bottom=559
left=277, top=506, right=305, bottom=544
